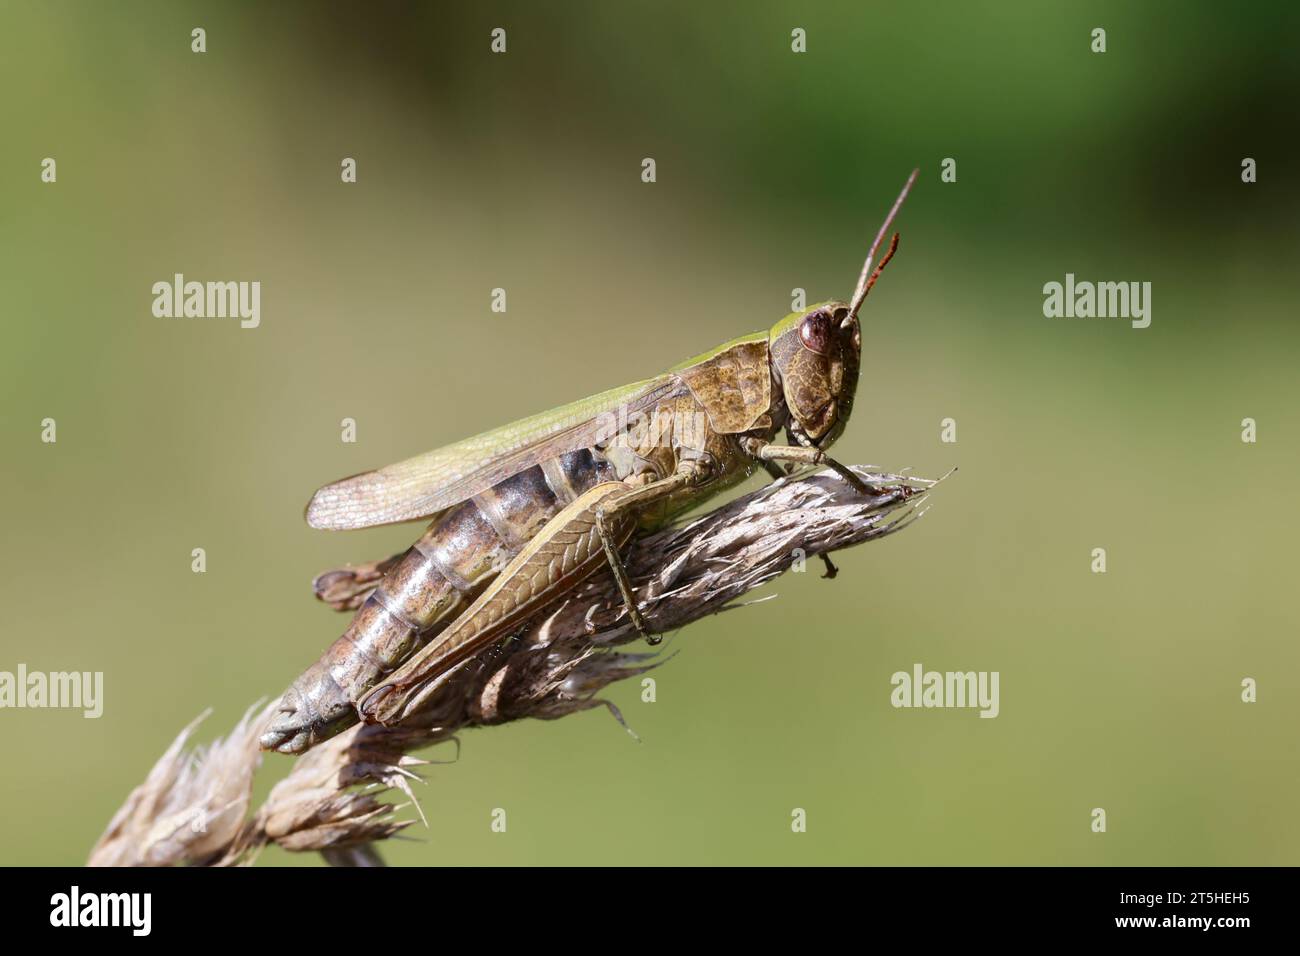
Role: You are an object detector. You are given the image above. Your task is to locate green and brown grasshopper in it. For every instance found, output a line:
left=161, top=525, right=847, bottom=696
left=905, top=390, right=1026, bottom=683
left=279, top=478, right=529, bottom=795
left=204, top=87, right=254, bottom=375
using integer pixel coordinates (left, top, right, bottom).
left=261, top=169, right=918, bottom=754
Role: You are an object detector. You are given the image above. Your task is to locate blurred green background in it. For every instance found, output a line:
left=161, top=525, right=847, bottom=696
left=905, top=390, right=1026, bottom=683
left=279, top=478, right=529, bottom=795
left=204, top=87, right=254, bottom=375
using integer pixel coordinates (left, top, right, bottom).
left=2, top=1, right=1297, bottom=866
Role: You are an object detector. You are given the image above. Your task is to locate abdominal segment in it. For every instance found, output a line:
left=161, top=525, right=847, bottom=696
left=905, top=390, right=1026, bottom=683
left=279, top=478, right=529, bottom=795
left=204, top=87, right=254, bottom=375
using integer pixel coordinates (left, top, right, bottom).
left=261, top=449, right=615, bottom=753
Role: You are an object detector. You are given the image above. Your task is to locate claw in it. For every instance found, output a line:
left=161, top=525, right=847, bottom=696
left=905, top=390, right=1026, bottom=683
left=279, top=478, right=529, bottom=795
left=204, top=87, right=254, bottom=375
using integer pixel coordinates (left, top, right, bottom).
left=819, top=553, right=839, bottom=579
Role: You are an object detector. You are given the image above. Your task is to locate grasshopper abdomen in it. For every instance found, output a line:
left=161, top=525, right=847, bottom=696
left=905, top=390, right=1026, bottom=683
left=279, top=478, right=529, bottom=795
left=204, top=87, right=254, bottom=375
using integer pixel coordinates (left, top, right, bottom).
left=262, top=449, right=615, bottom=753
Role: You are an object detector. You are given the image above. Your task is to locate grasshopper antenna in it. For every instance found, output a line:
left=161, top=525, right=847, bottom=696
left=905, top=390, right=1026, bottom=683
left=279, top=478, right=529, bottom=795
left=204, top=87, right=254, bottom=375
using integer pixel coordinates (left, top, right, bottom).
left=847, top=167, right=919, bottom=325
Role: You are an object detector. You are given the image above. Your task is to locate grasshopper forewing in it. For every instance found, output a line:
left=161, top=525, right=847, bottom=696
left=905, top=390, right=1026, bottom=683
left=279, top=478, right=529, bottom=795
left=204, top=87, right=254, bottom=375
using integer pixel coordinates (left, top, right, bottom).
left=304, top=379, right=679, bottom=530
left=262, top=169, right=918, bottom=754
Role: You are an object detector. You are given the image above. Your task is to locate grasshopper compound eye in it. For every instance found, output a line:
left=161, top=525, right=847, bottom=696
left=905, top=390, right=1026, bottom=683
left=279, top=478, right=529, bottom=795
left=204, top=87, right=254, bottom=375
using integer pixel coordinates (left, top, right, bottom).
left=799, top=309, right=835, bottom=355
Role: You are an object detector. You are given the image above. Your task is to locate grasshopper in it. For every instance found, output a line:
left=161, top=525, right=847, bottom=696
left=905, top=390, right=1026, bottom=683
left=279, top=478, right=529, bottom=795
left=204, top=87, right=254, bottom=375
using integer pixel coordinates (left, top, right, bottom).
left=260, top=169, right=918, bottom=754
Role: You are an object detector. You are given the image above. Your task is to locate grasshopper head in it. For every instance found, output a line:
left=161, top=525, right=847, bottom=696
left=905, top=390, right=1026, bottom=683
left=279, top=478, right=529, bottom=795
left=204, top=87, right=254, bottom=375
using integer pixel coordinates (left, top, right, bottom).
left=767, top=168, right=917, bottom=451
left=768, top=302, right=860, bottom=449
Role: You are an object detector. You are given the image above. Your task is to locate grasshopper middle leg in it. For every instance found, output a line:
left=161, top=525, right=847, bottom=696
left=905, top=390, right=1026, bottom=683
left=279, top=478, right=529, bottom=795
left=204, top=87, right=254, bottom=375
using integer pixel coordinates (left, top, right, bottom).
left=754, top=441, right=882, bottom=496
left=590, top=470, right=696, bottom=645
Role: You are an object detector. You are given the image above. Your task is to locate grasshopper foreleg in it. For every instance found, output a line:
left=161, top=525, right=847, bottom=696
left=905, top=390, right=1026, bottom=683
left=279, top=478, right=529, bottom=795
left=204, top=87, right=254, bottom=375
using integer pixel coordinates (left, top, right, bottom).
left=753, top=442, right=882, bottom=496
